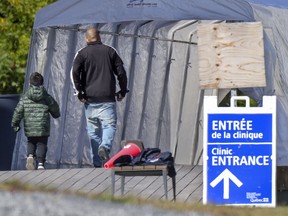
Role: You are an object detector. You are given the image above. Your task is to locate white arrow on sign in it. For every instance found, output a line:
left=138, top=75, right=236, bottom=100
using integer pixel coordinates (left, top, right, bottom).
left=210, top=168, right=243, bottom=199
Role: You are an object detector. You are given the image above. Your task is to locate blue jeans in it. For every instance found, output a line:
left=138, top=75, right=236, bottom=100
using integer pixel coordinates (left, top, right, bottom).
left=84, top=102, right=117, bottom=167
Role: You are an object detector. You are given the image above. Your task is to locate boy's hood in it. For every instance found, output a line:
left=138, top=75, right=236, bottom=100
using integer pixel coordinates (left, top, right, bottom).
left=26, top=85, right=46, bottom=102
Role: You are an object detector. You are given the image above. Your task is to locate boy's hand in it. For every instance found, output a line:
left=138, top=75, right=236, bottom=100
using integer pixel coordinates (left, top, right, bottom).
left=13, top=126, right=20, bottom=132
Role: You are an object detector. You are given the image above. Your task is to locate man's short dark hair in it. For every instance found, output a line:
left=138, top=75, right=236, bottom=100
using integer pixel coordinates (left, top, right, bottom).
left=30, top=72, right=44, bottom=86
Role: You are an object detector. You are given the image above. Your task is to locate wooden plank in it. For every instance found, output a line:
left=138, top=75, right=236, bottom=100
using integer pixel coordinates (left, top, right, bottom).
left=176, top=166, right=203, bottom=202
left=121, top=176, right=146, bottom=196
left=147, top=176, right=175, bottom=201
left=47, top=168, right=82, bottom=191
left=19, top=170, right=47, bottom=184
left=147, top=165, right=182, bottom=200
left=198, top=22, right=265, bottom=89
left=0, top=171, right=25, bottom=182
left=83, top=170, right=111, bottom=194
left=3, top=170, right=34, bottom=183
left=137, top=176, right=166, bottom=200
left=64, top=168, right=98, bottom=191
left=113, top=166, right=131, bottom=171
left=30, top=169, right=59, bottom=185
left=0, top=165, right=204, bottom=203
left=185, top=183, right=203, bottom=203
left=0, top=171, right=10, bottom=179
left=71, top=169, right=107, bottom=193
left=148, top=166, right=196, bottom=201
left=126, top=176, right=160, bottom=198
left=37, top=169, right=70, bottom=188
left=141, top=176, right=164, bottom=197
left=182, top=172, right=203, bottom=202
left=57, top=168, right=93, bottom=191
left=112, top=164, right=171, bottom=198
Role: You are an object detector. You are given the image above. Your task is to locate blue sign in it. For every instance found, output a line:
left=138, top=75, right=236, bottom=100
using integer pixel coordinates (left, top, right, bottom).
left=206, top=113, right=273, bottom=205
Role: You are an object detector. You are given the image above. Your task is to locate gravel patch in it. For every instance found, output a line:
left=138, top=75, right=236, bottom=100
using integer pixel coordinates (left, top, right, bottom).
left=0, top=191, right=212, bottom=216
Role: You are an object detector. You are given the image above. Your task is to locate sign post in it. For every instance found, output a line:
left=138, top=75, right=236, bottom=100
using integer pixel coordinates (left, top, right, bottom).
left=203, top=96, right=276, bottom=207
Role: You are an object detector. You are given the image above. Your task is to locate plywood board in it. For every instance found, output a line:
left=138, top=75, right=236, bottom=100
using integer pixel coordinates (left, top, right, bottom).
left=197, top=22, right=266, bottom=89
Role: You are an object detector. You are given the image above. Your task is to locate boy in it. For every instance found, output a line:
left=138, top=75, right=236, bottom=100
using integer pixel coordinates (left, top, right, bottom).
left=11, top=72, right=60, bottom=170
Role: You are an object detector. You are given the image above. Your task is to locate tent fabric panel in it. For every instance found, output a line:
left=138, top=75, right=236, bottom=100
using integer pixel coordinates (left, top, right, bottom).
left=248, top=0, right=288, bottom=8
left=173, top=43, right=202, bottom=165
left=11, top=1, right=288, bottom=169
left=33, top=0, right=255, bottom=29
left=252, top=5, right=288, bottom=165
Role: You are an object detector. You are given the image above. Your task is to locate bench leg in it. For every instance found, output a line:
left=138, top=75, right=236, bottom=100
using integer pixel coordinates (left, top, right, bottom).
left=120, top=176, right=125, bottom=195
left=162, top=170, right=168, bottom=200
left=111, top=170, right=115, bottom=196
left=172, top=176, right=176, bottom=201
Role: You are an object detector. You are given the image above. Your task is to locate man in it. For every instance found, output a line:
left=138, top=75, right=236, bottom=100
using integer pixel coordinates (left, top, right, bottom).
left=71, top=27, right=128, bottom=167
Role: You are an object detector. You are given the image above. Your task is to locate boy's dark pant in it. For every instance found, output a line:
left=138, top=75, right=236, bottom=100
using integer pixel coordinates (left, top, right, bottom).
left=27, top=136, right=48, bottom=164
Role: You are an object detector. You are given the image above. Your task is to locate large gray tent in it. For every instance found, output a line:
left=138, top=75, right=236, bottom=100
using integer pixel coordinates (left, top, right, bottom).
left=12, top=0, right=288, bottom=170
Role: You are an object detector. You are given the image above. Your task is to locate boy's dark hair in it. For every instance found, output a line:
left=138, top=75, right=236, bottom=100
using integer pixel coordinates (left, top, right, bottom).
left=30, top=72, right=44, bottom=86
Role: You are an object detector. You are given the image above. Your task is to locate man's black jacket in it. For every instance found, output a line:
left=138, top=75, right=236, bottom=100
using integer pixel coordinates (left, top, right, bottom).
left=71, top=41, right=128, bottom=103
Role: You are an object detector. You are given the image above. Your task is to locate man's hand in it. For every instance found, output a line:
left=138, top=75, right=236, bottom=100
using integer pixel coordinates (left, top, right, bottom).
left=116, top=90, right=129, bottom=102
left=116, top=92, right=124, bottom=101
left=78, top=91, right=87, bottom=103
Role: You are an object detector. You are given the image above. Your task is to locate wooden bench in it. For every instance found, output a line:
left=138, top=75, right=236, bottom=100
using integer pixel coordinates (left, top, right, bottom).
left=111, top=165, right=176, bottom=201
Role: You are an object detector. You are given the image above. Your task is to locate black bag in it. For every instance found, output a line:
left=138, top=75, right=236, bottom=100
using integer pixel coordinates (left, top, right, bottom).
left=131, top=148, right=176, bottom=177
left=131, top=148, right=161, bottom=165
left=146, top=151, right=173, bottom=163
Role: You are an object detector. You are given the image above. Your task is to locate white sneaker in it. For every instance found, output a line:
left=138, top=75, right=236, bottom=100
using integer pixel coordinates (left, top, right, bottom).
left=26, top=155, right=35, bottom=170
left=37, top=163, right=45, bottom=170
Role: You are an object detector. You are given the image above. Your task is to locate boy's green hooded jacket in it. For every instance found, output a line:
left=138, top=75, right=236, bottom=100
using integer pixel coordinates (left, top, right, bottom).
left=11, top=85, right=60, bottom=137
